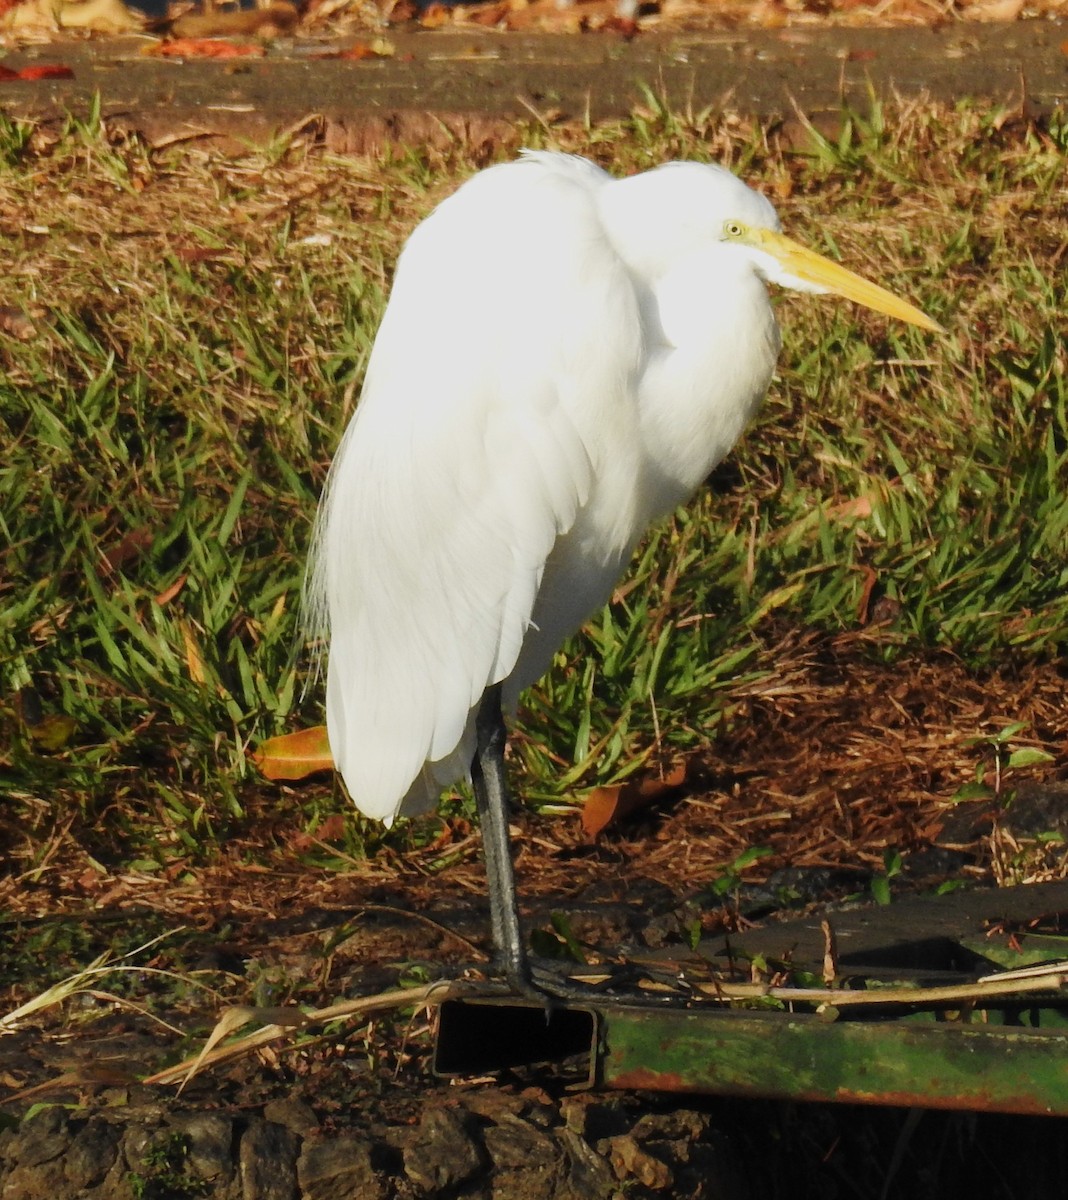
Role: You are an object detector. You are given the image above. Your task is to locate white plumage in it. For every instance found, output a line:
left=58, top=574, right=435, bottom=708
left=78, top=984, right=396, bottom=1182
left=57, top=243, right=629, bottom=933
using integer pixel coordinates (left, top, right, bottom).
left=307, top=151, right=938, bottom=828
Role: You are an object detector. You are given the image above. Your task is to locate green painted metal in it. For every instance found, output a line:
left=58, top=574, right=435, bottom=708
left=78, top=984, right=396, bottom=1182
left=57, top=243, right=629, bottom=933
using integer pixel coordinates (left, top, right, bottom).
left=599, top=1006, right=1068, bottom=1116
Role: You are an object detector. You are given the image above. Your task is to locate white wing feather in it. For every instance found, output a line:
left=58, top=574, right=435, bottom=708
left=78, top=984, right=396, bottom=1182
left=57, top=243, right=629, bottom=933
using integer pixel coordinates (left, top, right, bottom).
left=308, top=154, right=646, bottom=823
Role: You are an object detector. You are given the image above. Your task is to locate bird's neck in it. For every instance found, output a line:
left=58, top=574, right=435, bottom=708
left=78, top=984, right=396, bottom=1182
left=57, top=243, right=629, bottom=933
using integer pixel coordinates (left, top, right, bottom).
left=632, top=251, right=782, bottom=515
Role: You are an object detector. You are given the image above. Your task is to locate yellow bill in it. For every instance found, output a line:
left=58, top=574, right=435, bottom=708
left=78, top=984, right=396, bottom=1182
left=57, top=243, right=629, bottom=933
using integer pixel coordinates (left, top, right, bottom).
left=756, top=228, right=944, bottom=334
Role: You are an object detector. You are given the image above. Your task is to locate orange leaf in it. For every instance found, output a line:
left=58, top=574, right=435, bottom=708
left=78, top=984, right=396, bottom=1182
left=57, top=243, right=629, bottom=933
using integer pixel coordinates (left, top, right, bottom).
left=581, top=761, right=688, bottom=840
left=146, top=38, right=265, bottom=58
left=154, top=573, right=187, bottom=607
left=419, top=3, right=450, bottom=25
left=252, top=726, right=334, bottom=781
left=11, top=63, right=74, bottom=80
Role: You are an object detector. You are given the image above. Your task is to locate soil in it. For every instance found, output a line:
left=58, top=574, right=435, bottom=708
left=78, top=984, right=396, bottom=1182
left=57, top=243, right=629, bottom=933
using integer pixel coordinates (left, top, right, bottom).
left=3, top=16, right=1068, bottom=1195
left=4, top=639, right=1068, bottom=1198
left=0, top=21, right=1065, bottom=150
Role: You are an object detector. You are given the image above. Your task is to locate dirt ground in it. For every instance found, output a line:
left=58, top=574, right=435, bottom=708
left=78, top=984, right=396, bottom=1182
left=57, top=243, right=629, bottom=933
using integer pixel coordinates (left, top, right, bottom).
left=3, top=9, right=1068, bottom=1193
left=4, top=637, right=1068, bottom=1198
left=0, top=21, right=1065, bottom=151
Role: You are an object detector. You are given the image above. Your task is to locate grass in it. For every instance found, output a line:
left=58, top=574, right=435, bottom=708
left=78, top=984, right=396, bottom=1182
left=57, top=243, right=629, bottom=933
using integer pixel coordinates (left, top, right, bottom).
left=0, top=97, right=1066, bottom=884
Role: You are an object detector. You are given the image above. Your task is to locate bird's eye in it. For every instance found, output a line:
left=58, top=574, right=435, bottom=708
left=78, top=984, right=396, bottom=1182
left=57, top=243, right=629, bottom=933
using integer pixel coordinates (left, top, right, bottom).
left=723, top=220, right=744, bottom=239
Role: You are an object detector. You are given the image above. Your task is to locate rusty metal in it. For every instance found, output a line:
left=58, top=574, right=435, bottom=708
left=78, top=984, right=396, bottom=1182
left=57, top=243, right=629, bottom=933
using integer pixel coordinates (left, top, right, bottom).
left=433, top=882, right=1068, bottom=1113
left=598, top=1006, right=1068, bottom=1115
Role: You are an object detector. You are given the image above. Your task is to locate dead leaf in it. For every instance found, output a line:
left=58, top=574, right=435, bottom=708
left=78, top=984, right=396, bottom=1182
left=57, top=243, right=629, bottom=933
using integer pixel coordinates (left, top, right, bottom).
left=144, top=37, right=266, bottom=59
left=581, top=761, right=688, bottom=840
left=961, top=0, right=1023, bottom=19
left=172, top=245, right=230, bottom=264
left=181, top=621, right=207, bottom=686
left=855, top=564, right=878, bottom=625
left=418, top=2, right=451, bottom=25
left=0, top=305, right=41, bottom=341
left=6, top=1066, right=138, bottom=1104
left=289, top=812, right=346, bottom=851
left=252, top=726, right=334, bottom=781
left=0, top=63, right=74, bottom=81
left=154, top=573, right=187, bottom=607
left=170, top=2, right=297, bottom=38
left=101, top=526, right=153, bottom=576
left=176, top=1005, right=262, bottom=1094
left=58, top=0, right=141, bottom=31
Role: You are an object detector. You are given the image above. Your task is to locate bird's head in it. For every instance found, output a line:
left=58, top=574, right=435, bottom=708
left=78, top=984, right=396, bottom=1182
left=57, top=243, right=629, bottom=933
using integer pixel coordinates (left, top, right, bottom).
left=600, top=161, right=942, bottom=334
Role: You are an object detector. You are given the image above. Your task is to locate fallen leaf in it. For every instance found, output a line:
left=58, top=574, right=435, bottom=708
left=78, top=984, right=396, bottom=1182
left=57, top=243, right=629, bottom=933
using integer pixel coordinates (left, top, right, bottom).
left=252, top=726, right=334, bottom=781
left=181, top=621, right=207, bottom=686
left=581, top=761, right=688, bottom=840
left=145, top=37, right=266, bottom=59
left=173, top=245, right=230, bottom=263
left=170, top=2, right=297, bottom=38
left=0, top=62, right=74, bottom=80
left=0, top=305, right=41, bottom=340
left=101, top=526, right=153, bottom=576
left=153, top=573, right=187, bottom=607
left=855, top=564, right=878, bottom=625
left=289, top=812, right=347, bottom=851
left=961, top=0, right=1023, bottom=19
left=419, top=2, right=451, bottom=25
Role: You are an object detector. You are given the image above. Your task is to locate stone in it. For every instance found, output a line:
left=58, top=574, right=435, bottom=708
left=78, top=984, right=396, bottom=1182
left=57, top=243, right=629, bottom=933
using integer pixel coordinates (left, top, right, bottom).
left=608, top=1134, right=674, bottom=1191
left=63, top=1117, right=121, bottom=1190
left=173, top=1113, right=235, bottom=1183
left=9, top=1106, right=71, bottom=1169
left=239, top=1118, right=299, bottom=1200
left=297, top=1133, right=386, bottom=1200
left=560, top=1129, right=616, bottom=1199
left=485, top=1114, right=562, bottom=1200
left=402, top=1105, right=482, bottom=1193
left=630, top=1110, right=709, bottom=1144
left=264, top=1098, right=319, bottom=1136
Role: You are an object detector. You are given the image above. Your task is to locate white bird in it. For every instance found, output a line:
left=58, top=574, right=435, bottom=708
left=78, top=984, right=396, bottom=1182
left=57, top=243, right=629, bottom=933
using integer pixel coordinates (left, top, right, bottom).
left=306, top=150, right=940, bottom=995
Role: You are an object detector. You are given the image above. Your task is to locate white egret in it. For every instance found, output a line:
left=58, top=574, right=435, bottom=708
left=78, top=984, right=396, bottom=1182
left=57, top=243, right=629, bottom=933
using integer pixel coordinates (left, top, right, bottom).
left=306, top=151, right=940, bottom=996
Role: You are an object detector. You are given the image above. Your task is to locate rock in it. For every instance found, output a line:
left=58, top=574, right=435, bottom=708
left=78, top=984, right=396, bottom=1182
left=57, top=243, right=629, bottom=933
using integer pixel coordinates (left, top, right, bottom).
left=63, top=1117, right=121, bottom=1190
left=608, top=1134, right=674, bottom=1191
left=629, top=1109, right=710, bottom=1144
left=559, top=1128, right=616, bottom=1199
left=122, top=1122, right=165, bottom=1175
left=239, top=1119, right=299, bottom=1200
left=1, top=1158, right=67, bottom=1200
left=264, top=1098, right=319, bottom=1136
left=1, top=1109, right=78, bottom=1200
left=173, top=1113, right=235, bottom=1183
left=297, top=1134, right=386, bottom=1200
left=8, top=1105, right=71, bottom=1169
left=558, top=1096, right=628, bottom=1142
left=484, top=1113, right=562, bottom=1200
left=402, top=1105, right=482, bottom=1193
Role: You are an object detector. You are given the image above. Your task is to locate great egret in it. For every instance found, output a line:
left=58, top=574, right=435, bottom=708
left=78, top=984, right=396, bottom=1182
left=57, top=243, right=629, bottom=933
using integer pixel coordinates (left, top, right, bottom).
left=307, top=151, right=940, bottom=996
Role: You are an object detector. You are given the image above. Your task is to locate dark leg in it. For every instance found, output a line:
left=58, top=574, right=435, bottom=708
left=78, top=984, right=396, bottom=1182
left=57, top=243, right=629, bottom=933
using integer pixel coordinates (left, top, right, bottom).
left=472, top=687, right=632, bottom=1005
left=472, top=684, right=534, bottom=997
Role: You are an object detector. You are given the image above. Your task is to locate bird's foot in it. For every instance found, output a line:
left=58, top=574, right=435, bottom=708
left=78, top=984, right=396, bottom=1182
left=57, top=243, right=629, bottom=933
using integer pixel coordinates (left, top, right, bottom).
left=495, top=955, right=656, bottom=1008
